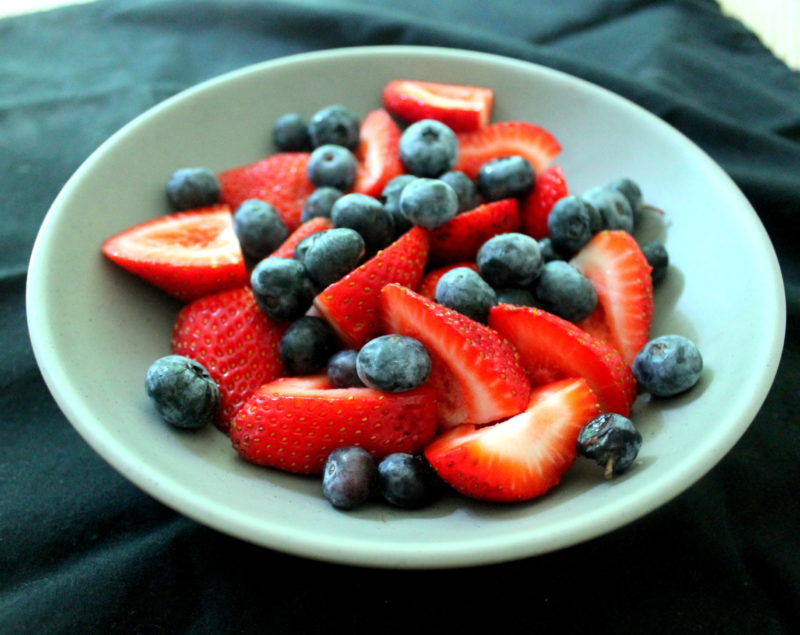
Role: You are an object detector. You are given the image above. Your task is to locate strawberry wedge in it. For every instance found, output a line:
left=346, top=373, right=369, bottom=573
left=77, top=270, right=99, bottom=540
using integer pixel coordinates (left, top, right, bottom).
left=520, top=164, right=568, bottom=239
left=269, top=216, right=333, bottom=258
left=352, top=108, right=405, bottom=197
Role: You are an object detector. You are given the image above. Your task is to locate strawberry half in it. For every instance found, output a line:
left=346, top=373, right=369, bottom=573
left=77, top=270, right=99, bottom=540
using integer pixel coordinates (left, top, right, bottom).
left=352, top=109, right=405, bottom=198
left=269, top=216, right=333, bottom=258
left=489, top=304, right=636, bottom=416
left=171, top=286, right=287, bottom=431
left=314, top=226, right=429, bottom=349
left=382, top=79, right=494, bottom=132
left=101, top=205, right=248, bottom=302
left=428, top=198, right=520, bottom=265
left=380, top=284, right=530, bottom=429
left=570, top=230, right=654, bottom=366
left=418, top=261, right=479, bottom=300
left=424, top=377, right=599, bottom=503
left=454, top=121, right=562, bottom=179
left=217, top=152, right=314, bottom=231
left=521, top=164, right=568, bottom=239
left=230, top=375, right=437, bottom=474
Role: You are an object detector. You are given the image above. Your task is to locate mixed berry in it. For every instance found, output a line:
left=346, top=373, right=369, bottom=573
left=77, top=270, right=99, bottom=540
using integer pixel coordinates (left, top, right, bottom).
left=101, top=79, right=705, bottom=511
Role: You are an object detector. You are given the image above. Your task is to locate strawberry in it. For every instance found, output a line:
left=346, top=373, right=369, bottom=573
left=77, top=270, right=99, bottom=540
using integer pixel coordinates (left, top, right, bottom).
left=418, top=261, right=479, bottom=300
left=352, top=109, right=405, bottom=198
left=521, top=164, right=568, bottom=239
left=229, top=375, right=438, bottom=474
left=454, top=121, right=562, bottom=179
left=570, top=230, right=654, bottom=365
left=217, top=152, right=315, bottom=231
left=269, top=216, right=334, bottom=258
left=171, top=286, right=287, bottom=431
left=424, top=377, right=599, bottom=502
left=428, top=198, right=520, bottom=265
left=382, top=79, right=494, bottom=132
left=101, top=205, right=248, bottom=302
left=380, top=283, right=530, bottom=429
left=488, top=304, right=636, bottom=416
left=314, top=226, right=429, bottom=349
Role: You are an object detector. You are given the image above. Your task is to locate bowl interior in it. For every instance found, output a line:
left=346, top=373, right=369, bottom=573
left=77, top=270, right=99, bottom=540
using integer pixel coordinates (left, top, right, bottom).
left=26, top=46, right=785, bottom=568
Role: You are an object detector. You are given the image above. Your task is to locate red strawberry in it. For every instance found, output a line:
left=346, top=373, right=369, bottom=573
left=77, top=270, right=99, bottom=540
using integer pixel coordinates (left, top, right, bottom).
left=269, top=216, right=334, bottom=258
left=352, top=109, right=405, bottom=198
left=380, top=283, right=530, bottom=429
left=570, top=230, right=654, bottom=365
left=382, top=79, right=494, bottom=132
left=418, top=261, right=479, bottom=300
left=229, top=375, right=438, bottom=474
left=428, top=198, right=520, bottom=265
left=101, top=206, right=248, bottom=302
left=171, top=286, right=287, bottom=431
left=314, top=226, right=429, bottom=349
left=217, top=153, right=314, bottom=231
left=454, top=121, right=562, bottom=179
left=424, top=377, right=599, bottom=502
left=521, top=164, right=568, bottom=239
left=488, top=304, right=636, bottom=416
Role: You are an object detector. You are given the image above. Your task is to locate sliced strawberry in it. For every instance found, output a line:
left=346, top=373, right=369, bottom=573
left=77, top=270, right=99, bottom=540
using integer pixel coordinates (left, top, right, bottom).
left=382, top=79, right=494, bottom=132
left=454, top=121, right=562, bottom=179
left=217, top=153, right=314, bottom=231
left=352, top=109, right=405, bottom=198
left=570, top=230, right=654, bottom=365
left=314, top=226, right=429, bottom=349
left=418, top=261, right=479, bottom=300
left=101, top=206, right=248, bottom=302
left=521, top=164, right=568, bottom=239
left=424, top=377, right=599, bottom=502
left=229, top=375, right=437, bottom=474
left=489, top=304, right=636, bottom=416
left=380, top=284, right=530, bottom=429
left=269, top=216, right=334, bottom=258
left=428, top=198, right=520, bottom=265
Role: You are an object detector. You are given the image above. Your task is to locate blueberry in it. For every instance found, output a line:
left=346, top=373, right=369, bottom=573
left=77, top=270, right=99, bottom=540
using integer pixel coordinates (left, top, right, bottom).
left=322, top=446, right=377, bottom=510
left=301, top=186, right=343, bottom=223
left=577, top=413, right=642, bottom=478
left=495, top=287, right=539, bottom=307
left=608, top=177, right=643, bottom=214
left=377, top=453, right=438, bottom=509
left=308, top=104, right=360, bottom=151
left=439, top=170, right=479, bottom=212
left=307, top=144, right=357, bottom=191
left=476, top=232, right=543, bottom=288
left=166, top=167, right=221, bottom=211
left=144, top=355, right=219, bottom=429
left=327, top=349, right=365, bottom=388
left=538, top=237, right=565, bottom=262
left=279, top=316, right=339, bottom=375
left=434, top=266, right=497, bottom=324
left=250, top=257, right=315, bottom=321
left=534, top=260, right=597, bottom=323
left=399, top=119, right=458, bottom=177
left=477, top=156, right=535, bottom=202
left=399, top=178, right=459, bottom=230
left=380, top=174, right=416, bottom=237
left=356, top=335, right=432, bottom=393
left=233, top=199, right=289, bottom=261
left=584, top=186, right=634, bottom=233
left=633, top=335, right=703, bottom=397
left=547, top=195, right=595, bottom=256
left=300, top=227, right=365, bottom=288
left=641, top=241, right=669, bottom=284
left=331, top=193, right=394, bottom=254
left=273, top=112, right=311, bottom=152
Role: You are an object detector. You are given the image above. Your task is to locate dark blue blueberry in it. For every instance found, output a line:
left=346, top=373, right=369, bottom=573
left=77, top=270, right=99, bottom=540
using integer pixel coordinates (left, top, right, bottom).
left=331, top=193, right=394, bottom=254
left=273, top=112, right=311, bottom=152
left=327, top=349, right=365, bottom=388
left=641, top=241, right=669, bottom=284
left=279, top=316, right=339, bottom=375
left=377, top=453, right=438, bottom=509
left=308, top=104, right=360, bottom=151
left=380, top=174, right=416, bottom=237
left=477, top=156, right=535, bottom=202
left=434, top=266, right=497, bottom=324
left=250, top=257, right=315, bottom=321
left=584, top=186, right=634, bottom=233
left=300, top=227, right=365, bottom=288
left=547, top=195, right=595, bottom=256
left=633, top=335, right=703, bottom=397
left=534, top=260, right=597, bottom=323
left=356, top=335, right=432, bottom=393
left=399, top=178, right=458, bottom=230
left=476, top=232, right=543, bottom=288
left=233, top=199, right=289, bottom=261
left=538, top=237, right=565, bottom=262
left=322, top=446, right=377, bottom=510
left=144, top=355, right=219, bottom=429
left=608, top=177, right=643, bottom=214
left=301, top=186, right=343, bottom=223
left=439, top=170, right=479, bottom=212
left=307, top=144, right=357, bottom=191
left=166, top=167, right=221, bottom=211
left=577, top=413, right=642, bottom=478
left=495, top=287, right=539, bottom=308
left=398, top=119, right=458, bottom=177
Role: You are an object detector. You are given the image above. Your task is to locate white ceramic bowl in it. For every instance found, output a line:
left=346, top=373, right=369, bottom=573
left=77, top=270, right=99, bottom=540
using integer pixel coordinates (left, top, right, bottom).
left=26, top=46, right=785, bottom=568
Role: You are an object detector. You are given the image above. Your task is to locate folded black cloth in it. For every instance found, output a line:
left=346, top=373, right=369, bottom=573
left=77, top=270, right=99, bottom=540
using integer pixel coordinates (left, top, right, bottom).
left=2, top=1, right=798, bottom=632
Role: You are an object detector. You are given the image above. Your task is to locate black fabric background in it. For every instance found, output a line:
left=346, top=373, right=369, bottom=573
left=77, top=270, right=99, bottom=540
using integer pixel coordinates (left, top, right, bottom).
left=2, top=0, right=799, bottom=632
